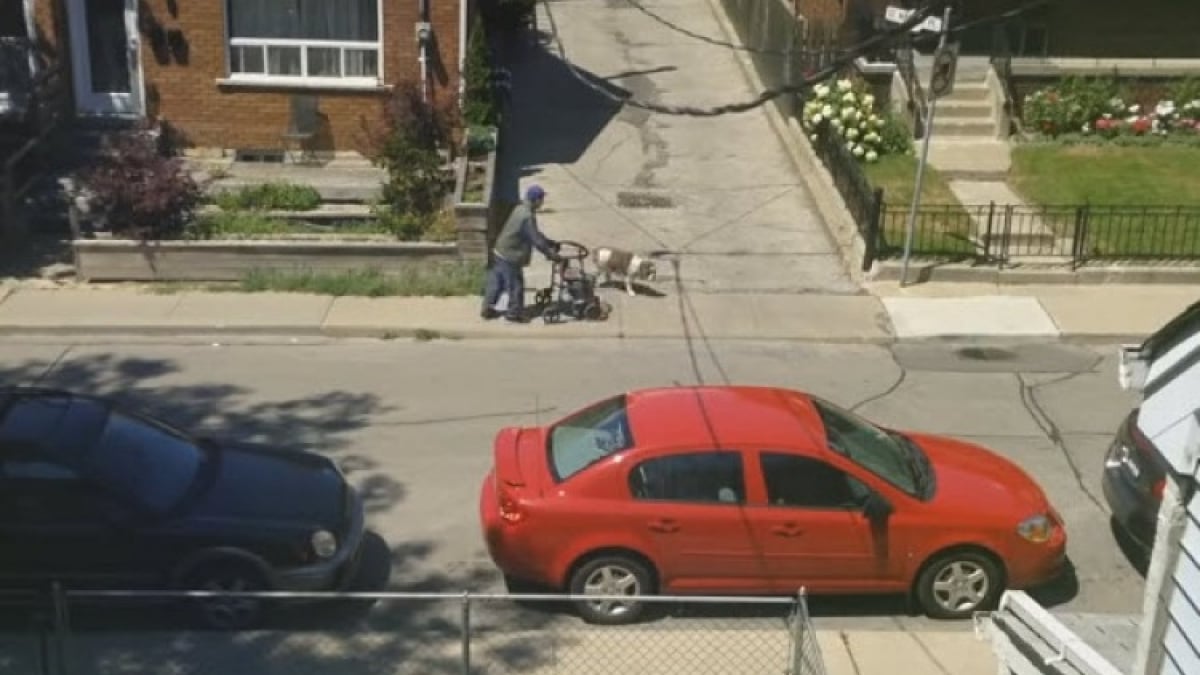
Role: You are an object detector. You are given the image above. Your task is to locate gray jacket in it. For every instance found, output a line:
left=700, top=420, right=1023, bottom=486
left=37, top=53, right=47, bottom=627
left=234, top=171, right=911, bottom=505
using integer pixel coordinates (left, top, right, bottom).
left=493, top=201, right=557, bottom=267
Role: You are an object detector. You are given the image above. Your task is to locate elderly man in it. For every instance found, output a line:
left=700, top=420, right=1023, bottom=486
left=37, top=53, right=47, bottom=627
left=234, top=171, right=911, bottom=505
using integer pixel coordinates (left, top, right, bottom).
left=481, top=185, right=561, bottom=323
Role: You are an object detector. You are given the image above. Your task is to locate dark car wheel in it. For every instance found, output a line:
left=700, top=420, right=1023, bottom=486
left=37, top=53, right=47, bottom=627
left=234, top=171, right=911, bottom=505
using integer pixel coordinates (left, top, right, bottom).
left=183, top=562, right=268, bottom=630
left=915, top=551, right=1003, bottom=620
left=569, top=555, right=653, bottom=625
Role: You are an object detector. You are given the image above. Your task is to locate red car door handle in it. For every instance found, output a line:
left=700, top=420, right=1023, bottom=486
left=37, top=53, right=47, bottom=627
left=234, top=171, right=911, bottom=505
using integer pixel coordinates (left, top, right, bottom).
left=648, top=519, right=680, bottom=533
left=771, top=524, right=804, bottom=537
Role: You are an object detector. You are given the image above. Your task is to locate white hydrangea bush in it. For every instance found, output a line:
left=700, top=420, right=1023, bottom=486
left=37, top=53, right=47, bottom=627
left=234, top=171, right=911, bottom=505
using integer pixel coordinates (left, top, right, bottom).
left=801, top=78, right=887, bottom=163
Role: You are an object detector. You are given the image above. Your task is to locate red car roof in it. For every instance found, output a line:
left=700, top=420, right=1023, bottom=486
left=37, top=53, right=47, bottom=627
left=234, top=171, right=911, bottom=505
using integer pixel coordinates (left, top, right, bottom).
left=624, top=386, right=828, bottom=451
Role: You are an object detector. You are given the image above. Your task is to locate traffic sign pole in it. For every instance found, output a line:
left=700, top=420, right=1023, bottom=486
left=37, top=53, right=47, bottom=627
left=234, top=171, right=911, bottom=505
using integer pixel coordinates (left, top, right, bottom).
left=900, top=6, right=953, bottom=288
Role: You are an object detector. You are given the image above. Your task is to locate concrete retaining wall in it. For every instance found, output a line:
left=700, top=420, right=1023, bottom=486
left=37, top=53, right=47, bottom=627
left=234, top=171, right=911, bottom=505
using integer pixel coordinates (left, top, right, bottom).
left=73, top=240, right=460, bottom=282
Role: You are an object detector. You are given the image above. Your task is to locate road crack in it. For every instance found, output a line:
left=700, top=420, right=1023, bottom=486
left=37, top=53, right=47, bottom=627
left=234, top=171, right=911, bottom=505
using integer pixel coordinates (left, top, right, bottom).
left=850, top=345, right=907, bottom=413
left=1015, top=372, right=1106, bottom=511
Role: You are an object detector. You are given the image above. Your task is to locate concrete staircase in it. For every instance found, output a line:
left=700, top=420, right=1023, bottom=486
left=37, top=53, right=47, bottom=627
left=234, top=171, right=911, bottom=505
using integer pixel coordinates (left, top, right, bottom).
left=912, top=56, right=1066, bottom=260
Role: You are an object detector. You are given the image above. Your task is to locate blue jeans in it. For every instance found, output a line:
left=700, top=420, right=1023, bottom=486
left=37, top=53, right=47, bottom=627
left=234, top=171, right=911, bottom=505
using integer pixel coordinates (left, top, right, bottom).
left=482, top=257, right=525, bottom=319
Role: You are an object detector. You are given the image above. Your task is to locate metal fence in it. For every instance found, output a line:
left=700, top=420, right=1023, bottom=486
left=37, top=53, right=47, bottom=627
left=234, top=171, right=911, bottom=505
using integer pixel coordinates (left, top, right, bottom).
left=811, top=128, right=884, bottom=270
left=871, top=202, right=1200, bottom=265
left=5, top=586, right=825, bottom=675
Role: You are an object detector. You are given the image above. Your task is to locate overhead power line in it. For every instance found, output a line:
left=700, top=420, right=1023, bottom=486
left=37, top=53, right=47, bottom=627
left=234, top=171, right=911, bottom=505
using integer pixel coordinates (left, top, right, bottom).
left=539, top=0, right=1059, bottom=117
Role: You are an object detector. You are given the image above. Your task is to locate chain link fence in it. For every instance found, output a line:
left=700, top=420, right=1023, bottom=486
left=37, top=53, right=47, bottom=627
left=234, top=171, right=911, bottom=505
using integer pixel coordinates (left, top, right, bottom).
left=5, top=586, right=826, bottom=675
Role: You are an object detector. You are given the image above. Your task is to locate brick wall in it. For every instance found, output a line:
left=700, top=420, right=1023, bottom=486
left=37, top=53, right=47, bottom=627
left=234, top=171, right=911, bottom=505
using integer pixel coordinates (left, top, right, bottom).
left=31, top=0, right=463, bottom=151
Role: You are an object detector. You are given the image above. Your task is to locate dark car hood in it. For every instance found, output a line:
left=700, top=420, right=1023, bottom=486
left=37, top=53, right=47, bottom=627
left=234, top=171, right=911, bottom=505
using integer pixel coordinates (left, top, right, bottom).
left=185, top=442, right=346, bottom=530
left=908, top=432, right=1050, bottom=517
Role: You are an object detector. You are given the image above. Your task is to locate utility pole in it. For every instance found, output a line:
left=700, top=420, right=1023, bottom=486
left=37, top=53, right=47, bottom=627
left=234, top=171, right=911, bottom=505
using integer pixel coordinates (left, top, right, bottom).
left=899, top=6, right=954, bottom=287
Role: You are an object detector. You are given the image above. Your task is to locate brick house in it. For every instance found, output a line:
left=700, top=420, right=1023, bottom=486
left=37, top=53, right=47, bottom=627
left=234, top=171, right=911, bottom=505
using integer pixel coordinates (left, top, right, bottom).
left=796, top=0, right=1200, bottom=59
left=2, top=0, right=470, bottom=155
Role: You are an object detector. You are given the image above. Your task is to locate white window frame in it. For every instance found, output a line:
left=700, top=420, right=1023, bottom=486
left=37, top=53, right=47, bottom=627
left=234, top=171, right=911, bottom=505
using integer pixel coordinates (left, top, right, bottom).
left=222, top=0, right=385, bottom=89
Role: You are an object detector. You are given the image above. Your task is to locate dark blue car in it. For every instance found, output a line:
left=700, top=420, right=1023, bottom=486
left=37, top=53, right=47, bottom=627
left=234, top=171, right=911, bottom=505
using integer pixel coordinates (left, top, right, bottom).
left=0, top=387, right=365, bottom=628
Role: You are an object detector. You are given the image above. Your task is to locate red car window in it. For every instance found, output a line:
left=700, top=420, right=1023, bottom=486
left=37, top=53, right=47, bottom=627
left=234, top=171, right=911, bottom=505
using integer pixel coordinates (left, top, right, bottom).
left=628, top=452, right=744, bottom=504
left=760, top=453, right=870, bottom=509
left=548, top=395, right=634, bottom=482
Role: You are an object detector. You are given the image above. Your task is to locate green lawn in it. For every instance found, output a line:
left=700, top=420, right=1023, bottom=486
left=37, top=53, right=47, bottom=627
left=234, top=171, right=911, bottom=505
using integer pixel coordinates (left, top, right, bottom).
left=863, top=155, right=976, bottom=257
left=1011, top=145, right=1200, bottom=257
left=1011, top=144, right=1200, bottom=206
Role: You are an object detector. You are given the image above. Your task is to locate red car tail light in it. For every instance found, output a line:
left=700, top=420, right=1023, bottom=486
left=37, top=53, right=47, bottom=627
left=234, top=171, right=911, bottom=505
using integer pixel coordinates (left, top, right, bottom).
left=498, top=487, right=526, bottom=524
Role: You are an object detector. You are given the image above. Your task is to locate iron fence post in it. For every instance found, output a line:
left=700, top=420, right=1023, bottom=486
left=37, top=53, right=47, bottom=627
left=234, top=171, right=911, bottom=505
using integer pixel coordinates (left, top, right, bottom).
left=461, top=592, right=472, bottom=675
left=863, top=188, right=883, bottom=272
left=984, top=201, right=996, bottom=260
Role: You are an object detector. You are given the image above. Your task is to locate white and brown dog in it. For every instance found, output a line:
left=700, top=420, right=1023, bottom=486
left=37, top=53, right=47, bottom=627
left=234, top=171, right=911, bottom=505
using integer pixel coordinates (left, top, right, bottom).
left=592, top=246, right=658, bottom=296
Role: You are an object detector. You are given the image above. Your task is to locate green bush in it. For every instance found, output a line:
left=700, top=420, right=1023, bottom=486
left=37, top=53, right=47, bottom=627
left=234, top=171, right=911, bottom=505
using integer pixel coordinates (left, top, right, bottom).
left=214, top=182, right=322, bottom=211
left=878, top=110, right=914, bottom=155
left=187, top=212, right=292, bottom=239
left=1168, top=77, right=1200, bottom=105
left=367, top=83, right=451, bottom=221
left=463, top=15, right=498, bottom=127
left=1023, top=77, right=1127, bottom=137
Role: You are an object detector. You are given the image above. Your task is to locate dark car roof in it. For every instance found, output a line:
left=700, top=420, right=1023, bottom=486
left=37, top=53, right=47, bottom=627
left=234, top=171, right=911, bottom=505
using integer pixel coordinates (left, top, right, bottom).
left=624, top=386, right=828, bottom=451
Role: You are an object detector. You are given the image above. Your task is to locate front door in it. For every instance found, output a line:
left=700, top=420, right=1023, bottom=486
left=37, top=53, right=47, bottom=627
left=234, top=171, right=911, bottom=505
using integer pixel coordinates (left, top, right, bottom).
left=67, top=0, right=142, bottom=117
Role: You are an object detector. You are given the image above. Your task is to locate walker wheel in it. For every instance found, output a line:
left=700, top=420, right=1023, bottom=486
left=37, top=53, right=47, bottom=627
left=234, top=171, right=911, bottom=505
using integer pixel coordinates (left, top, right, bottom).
left=584, top=301, right=609, bottom=321
left=534, top=289, right=551, bottom=306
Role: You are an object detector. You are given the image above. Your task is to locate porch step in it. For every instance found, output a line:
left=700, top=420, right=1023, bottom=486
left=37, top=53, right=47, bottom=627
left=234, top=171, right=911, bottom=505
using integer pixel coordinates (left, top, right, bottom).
left=937, top=100, right=993, bottom=118
left=939, top=82, right=990, bottom=102
left=932, top=117, right=997, bottom=137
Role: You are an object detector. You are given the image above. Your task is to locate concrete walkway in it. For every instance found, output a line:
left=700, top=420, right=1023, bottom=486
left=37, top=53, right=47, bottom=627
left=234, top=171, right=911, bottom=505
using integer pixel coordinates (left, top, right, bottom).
left=0, top=283, right=1193, bottom=342
left=494, top=0, right=857, bottom=295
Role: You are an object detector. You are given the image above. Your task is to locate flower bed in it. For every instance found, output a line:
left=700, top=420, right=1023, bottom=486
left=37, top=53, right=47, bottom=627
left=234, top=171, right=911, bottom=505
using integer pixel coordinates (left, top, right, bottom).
left=1023, top=76, right=1200, bottom=140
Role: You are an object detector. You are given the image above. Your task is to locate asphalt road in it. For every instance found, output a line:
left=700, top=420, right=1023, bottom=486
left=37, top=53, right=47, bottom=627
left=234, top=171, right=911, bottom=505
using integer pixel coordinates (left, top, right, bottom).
left=0, top=336, right=1144, bottom=633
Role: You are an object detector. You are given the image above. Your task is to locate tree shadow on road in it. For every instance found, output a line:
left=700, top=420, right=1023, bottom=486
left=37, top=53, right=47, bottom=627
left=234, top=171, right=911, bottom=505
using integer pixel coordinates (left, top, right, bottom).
left=0, top=352, right=565, bottom=675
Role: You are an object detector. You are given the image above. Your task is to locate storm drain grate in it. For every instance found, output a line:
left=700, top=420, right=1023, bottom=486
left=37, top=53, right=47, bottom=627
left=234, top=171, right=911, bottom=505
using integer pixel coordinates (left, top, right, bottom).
left=956, top=346, right=1017, bottom=361
left=617, top=191, right=675, bottom=209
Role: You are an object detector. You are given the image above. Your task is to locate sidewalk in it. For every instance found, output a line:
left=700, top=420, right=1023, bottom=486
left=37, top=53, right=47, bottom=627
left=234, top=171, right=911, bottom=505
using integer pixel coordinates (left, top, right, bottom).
left=0, top=283, right=1193, bottom=342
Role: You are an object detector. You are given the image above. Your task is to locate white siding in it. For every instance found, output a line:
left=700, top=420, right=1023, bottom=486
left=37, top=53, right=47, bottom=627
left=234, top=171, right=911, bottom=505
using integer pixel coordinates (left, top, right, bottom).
left=1158, top=476, right=1200, bottom=675
left=1140, top=332, right=1200, bottom=470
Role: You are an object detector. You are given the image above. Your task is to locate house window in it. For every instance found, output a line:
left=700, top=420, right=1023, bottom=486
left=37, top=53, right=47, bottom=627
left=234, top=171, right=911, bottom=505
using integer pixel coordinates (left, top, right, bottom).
left=226, top=0, right=381, bottom=82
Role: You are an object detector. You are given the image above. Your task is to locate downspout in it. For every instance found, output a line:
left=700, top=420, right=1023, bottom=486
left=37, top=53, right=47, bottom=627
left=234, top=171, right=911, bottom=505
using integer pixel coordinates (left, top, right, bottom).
left=418, top=0, right=431, bottom=103
left=458, top=0, right=468, bottom=107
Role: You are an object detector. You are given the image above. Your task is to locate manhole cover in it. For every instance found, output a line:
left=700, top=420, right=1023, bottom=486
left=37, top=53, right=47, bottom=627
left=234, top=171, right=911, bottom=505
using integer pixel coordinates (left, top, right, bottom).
left=617, top=191, right=674, bottom=209
left=956, top=347, right=1017, bottom=361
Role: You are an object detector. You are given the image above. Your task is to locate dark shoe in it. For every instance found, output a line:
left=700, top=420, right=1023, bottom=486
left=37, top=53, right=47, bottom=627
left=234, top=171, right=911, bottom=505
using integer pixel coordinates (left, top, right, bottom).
left=504, top=314, right=530, bottom=324
left=481, top=308, right=499, bottom=320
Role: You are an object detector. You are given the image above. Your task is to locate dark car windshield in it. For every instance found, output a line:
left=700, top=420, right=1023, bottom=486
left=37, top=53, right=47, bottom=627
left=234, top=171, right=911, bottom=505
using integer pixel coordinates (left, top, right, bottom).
left=0, top=395, right=204, bottom=514
left=810, top=397, right=922, bottom=497
left=549, top=396, right=634, bottom=481
left=82, top=410, right=205, bottom=514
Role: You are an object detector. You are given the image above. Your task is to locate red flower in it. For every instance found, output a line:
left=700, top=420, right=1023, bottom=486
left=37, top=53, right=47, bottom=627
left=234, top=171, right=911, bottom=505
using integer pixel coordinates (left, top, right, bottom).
left=1130, top=117, right=1151, bottom=134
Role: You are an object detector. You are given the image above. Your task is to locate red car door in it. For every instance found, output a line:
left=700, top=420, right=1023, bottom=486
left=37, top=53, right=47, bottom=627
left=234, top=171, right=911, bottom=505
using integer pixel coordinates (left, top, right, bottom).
left=624, top=450, right=766, bottom=593
left=744, top=451, right=898, bottom=594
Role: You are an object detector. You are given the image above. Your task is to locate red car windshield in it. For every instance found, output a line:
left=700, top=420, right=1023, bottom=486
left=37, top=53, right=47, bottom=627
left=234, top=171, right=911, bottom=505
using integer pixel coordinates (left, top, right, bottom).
left=810, top=397, right=925, bottom=498
left=548, top=395, right=634, bottom=482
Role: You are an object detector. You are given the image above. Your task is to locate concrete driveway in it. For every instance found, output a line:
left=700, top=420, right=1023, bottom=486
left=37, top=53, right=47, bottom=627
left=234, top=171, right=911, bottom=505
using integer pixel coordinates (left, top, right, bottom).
left=493, top=0, right=858, bottom=295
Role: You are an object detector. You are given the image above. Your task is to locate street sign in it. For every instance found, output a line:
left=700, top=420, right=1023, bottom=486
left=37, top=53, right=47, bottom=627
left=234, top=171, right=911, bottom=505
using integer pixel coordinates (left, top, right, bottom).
left=929, top=43, right=960, bottom=99
left=884, top=6, right=944, bottom=33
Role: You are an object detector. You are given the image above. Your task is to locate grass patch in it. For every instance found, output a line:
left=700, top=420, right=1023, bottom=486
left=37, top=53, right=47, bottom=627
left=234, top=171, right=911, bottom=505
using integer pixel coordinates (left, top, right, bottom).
left=1010, top=144, right=1200, bottom=257
left=240, top=263, right=485, bottom=297
left=864, top=154, right=975, bottom=257
left=213, top=182, right=322, bottom=211
left=187, top=212, right=390, bottom=239
left=1011, top=144, right=1200, bottom=206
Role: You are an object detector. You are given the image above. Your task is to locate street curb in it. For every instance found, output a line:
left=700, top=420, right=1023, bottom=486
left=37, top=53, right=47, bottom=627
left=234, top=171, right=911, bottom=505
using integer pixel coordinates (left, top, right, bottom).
left=0, top=323, right=1153, bottom=344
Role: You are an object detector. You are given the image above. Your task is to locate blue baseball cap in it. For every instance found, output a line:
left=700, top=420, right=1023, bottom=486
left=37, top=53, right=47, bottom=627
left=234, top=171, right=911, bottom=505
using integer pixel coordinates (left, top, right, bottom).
left=525, top=185, right=546, bottom=201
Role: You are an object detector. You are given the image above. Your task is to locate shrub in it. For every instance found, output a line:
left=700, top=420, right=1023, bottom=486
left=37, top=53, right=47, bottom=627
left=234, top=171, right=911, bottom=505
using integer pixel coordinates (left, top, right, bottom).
left=463, top=15, right=498, bottom=128
left=214, top=182, right=322, bottom=211
left=801, top=78, right=891, bottom=163
left=77, top=130, right=203, bottom=240
left=877, top=110, right=913, bottom=155
left=187, top=212, right=291, bottom=239
left=359, top=83, right=453, bottom=221
left=1023, top=77, right=1126, bottom=137
left=1167, top=78, right=1200, bottom=109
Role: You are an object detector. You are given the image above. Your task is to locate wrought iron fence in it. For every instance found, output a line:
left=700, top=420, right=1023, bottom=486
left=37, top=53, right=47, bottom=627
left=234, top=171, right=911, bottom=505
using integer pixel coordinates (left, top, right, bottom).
left=810, top=128, right=884, bottom=270
left=7, top=586, right=825, bottom=675
left=871, top=202, right=1200, bottom=266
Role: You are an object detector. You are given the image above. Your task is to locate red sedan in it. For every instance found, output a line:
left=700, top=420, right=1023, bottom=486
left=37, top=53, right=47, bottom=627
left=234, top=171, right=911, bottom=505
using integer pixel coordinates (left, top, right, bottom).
left=479, top=386, right=1066, bottom=624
